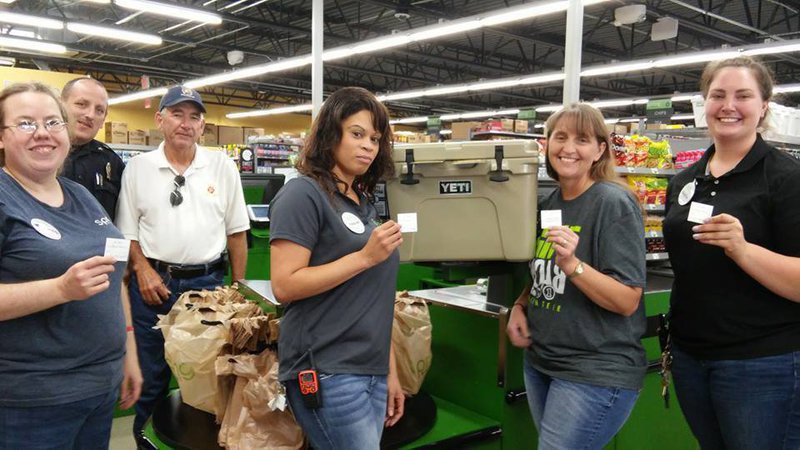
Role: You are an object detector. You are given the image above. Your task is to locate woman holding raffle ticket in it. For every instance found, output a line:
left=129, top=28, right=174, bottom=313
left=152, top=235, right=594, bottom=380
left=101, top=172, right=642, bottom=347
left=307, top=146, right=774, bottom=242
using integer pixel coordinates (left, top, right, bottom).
left=0, top=82, right=141, bottom=448
left=506, top=103, right=647, bottom=449
left=269, top=87, right=404, bottom=450
left=663, top=56, right=800, bottom=449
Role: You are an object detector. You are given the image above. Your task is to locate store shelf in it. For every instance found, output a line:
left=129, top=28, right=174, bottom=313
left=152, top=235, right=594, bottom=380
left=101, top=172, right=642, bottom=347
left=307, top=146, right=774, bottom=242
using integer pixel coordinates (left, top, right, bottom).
left=645, top=230, right=664, bottom=238
left=615, top=167, right=677, bottom=176
left=646, top=252, right=669, bottom=261
left=763, top=131, right=800, bottom=146
left=644, top=204, right=666, bottom=212
left=110, top=143, right=156, bottom=152
left=471, top=131, right=544, bottom=140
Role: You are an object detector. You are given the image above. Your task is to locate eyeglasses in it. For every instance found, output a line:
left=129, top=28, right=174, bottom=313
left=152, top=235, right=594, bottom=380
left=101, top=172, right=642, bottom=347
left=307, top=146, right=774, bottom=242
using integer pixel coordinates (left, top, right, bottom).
left=1, top=119, right=68, bottom=134
left=170, top=175, right=185, bottom=207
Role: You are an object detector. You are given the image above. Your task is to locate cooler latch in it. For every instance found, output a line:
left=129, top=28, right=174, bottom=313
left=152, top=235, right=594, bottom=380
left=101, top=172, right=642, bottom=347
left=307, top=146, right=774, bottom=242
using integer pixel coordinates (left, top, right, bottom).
left=489, top=145, right=510, bottom=182
left=401, top=148, right=420, bottom=185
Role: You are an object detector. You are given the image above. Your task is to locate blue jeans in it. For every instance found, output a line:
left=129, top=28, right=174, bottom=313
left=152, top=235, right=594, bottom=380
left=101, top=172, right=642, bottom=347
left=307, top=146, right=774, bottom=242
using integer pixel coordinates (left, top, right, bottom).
left=671, top=345, right=800, bottom=450
left=129, top=267, right=224, bottom=436
left=0, top=387, right=117, bottom=450
left=523, top=359, right=640, bottom=450
left=285, top=374, right=388, bottom=450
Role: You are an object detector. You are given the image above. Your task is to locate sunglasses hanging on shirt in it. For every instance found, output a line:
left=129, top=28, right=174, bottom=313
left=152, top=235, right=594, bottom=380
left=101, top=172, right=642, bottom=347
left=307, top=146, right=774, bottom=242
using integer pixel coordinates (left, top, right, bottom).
left=170, top=175, right=185, bottom=207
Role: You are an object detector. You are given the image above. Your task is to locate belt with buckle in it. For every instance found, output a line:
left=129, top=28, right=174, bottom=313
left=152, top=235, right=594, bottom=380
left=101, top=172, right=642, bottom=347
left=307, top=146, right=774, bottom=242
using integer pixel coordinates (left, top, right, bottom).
left=148, top=256, right=226, bottom=279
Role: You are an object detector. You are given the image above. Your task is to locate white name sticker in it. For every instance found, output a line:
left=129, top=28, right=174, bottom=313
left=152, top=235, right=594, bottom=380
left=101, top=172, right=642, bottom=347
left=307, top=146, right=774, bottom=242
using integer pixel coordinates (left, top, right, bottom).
left=341, top=212, right=365, bottom=234
left=397, top=213, right=418, bottom=233
left=31, top=218, right=61, bottom=240
left=687, top=201, right=714, bottom=224
left=540, top=210, right=562, bottom=229
left=678, top=181, right=696, bottom=206
left=104, top=238, right=131, bottom=262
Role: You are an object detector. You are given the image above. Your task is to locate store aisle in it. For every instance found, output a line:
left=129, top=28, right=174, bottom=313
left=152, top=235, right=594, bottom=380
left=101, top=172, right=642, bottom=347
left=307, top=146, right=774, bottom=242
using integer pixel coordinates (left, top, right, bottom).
left=110, top=415, right=136, bottom=450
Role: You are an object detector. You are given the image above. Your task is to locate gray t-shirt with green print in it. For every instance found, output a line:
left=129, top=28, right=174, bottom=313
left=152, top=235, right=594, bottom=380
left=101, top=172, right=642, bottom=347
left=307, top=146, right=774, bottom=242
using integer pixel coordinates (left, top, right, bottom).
left=525, top=181, right=647, bottom=390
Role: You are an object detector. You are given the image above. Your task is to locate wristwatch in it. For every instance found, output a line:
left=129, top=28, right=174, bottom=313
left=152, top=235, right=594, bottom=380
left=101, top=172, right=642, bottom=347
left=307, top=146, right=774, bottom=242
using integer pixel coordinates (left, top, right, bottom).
left=568, top=261, right=585, bottom=279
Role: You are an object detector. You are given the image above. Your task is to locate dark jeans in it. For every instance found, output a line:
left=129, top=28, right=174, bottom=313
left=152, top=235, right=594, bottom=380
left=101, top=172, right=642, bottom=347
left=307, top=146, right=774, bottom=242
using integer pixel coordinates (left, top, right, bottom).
left=672, top=344, right=800, bottom=450
left=129, top=267, right=224, bottom=437
left=0, top=387, right=118, bottom=450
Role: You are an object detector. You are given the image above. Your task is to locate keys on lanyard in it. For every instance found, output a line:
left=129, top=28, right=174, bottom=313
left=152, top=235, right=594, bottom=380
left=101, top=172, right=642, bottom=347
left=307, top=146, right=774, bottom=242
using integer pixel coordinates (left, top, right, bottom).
left=659, top=348, right=673, bottom=409
left=657, top=313, right=672, bottom=409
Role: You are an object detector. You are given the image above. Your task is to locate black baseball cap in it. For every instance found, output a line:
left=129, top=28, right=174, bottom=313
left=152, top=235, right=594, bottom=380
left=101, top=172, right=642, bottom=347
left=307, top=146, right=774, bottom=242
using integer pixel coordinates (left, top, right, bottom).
left=159, top=85, right=206, bottom=113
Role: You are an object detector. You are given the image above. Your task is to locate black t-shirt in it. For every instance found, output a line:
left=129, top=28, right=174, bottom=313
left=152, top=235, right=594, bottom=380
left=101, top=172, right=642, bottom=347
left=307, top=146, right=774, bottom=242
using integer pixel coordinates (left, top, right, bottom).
left=664, top=135, right=800, bottom=360
left=62, top=139, right=125, bottom=222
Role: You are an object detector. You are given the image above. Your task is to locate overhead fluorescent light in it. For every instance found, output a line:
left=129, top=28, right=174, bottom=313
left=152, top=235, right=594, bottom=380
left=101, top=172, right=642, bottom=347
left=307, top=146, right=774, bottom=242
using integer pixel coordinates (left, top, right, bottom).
left=743, top=42, right=800, bottom=57
left=185, top=56, right=312, bottom=89
left=390, top=117, right=429, bottom=124
left=408, top=20, right=483, bottom=42
left=0, top=12, right=64, bottom=30
left=439, top=129, right=452, bottom=134
left=671, top=114, right=695, bottom=120
left=670, top=94, right=696, bottom=102
left=0, top=36, right=66, bottom=54
left=590, top=99, right=635, bottom=108
left=581, top=61, right=654, bottom=77
left=114, top=0, right=222, bottom=25
left=480, top=1, right=569, bottom=27
left=108, top=87, right=168, bottom=106
left=350, top=36, right=411, bottom=54
left=604, top=118, right=620, bottom=124
left=536, top=105, right=562, bottom=113
left=227, top=104, right=313, bottom=119
left=619, top=117, right=645, bottom=123
left=0, top=56, right=15, bottom=66
left=775, top=84, right=800, bottom=94
left=67, top=23, right=162, bottom=45
left=654, top=50, right=740, bottom=68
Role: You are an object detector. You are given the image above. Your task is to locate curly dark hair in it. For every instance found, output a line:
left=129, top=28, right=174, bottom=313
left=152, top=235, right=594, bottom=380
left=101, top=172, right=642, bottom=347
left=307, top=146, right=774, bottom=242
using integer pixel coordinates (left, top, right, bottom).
left=296, top=86, right=394, bottom=202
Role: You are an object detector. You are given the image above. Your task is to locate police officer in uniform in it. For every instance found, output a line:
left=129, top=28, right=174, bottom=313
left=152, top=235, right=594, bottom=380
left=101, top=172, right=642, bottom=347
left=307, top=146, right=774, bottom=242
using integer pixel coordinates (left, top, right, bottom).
left=61, top=77, right=125, bottom=221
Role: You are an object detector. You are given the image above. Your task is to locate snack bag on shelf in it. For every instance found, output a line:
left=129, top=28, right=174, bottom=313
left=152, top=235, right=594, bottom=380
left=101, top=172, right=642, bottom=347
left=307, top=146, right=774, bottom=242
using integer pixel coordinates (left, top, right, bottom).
left=628, top=176, right=648, bottom=204
left=646, top=139, right=674, bottom=169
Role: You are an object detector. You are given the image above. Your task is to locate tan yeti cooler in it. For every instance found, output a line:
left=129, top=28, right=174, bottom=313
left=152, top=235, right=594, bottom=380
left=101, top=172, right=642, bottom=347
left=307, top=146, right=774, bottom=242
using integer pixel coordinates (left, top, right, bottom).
left=387, top=140, right=539, bottom=262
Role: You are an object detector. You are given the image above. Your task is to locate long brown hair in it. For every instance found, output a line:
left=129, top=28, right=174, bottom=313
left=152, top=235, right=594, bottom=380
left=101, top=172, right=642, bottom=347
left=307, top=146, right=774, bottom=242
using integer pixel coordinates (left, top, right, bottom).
left=0, top=82, right=71, bottom=167
left=296, top=86, right=394, bottom=201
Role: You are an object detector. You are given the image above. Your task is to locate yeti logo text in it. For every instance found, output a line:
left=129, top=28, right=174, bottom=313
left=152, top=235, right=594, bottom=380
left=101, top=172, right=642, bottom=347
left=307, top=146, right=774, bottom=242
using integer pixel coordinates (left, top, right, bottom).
left=439, top=180, right=472, bottom=195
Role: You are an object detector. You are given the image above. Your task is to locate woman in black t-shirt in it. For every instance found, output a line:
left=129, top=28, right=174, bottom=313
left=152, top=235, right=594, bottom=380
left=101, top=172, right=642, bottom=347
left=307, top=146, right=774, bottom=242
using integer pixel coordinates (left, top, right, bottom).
left=664, top=56, right=800, bottom=449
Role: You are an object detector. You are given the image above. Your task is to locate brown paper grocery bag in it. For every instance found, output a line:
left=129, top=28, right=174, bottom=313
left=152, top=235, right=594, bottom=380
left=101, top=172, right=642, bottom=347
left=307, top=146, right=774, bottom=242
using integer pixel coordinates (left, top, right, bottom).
left=392, top=291, right=433, bottom=395
left=216, top=350, right=305, bottom=449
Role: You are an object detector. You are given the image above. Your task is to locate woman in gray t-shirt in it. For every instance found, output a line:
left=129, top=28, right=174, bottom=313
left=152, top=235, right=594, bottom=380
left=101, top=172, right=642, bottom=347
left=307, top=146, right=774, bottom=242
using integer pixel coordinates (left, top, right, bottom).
left=506, top=103, right=647, bottom=449
left=270, top=87, right=405, bottom=449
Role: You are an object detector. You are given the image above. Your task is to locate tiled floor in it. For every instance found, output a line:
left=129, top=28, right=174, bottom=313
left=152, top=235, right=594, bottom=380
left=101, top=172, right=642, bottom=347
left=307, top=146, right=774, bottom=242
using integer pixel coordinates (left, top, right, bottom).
left=110, top=415, right=137, bottom=450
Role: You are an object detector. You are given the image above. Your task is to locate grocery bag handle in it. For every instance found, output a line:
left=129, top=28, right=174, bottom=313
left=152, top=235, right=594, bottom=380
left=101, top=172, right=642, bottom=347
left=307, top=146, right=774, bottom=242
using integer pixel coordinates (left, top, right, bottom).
left=200, top=320, right=224, bottom=326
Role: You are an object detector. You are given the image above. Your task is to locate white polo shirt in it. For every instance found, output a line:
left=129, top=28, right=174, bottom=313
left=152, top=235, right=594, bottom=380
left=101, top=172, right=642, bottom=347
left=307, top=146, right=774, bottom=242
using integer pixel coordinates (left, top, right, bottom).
left=116, top=143, right=250, bottom=265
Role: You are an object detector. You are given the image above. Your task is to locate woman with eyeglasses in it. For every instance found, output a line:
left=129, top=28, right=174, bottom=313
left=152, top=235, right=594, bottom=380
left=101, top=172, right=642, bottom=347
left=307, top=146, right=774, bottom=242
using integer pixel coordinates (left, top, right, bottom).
left=269, top=87, right=404, bottom=449
left=0, top=82, right=141, bottom=448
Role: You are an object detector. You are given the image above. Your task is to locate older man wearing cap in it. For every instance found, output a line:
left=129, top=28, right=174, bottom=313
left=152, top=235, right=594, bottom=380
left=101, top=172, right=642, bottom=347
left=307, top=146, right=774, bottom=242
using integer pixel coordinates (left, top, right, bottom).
left=116, top=85, right=249, bottom=444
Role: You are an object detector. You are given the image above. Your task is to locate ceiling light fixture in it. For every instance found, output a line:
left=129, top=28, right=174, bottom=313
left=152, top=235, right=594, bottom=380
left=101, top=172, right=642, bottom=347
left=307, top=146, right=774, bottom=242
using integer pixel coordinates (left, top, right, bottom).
left=114, top=0, right=222, bottom=25
left=108, top=87, right=168, bottom=106
left=227, top=104, right=314, bottom=118
left=654, top=50, right=740, bottom=68
left=111, top=0, right=609, bottom=105
left=0, top=12, right=64, bottom=30
left=670, top=114, right=695, bottom=120
left=581, top=61, right=654, bottom=77
left=67, top=23, right=162, bottom=45
left=775, top=84, right=800, bottom=94
left=0, top=36, right=66, bottom=54
left=0, top=56, right=15, bottom=66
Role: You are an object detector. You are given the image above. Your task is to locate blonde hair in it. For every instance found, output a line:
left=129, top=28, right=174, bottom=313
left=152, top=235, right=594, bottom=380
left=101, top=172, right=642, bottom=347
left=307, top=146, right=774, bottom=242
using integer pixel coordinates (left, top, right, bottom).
left=0, top=82, right=71, bottom=166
